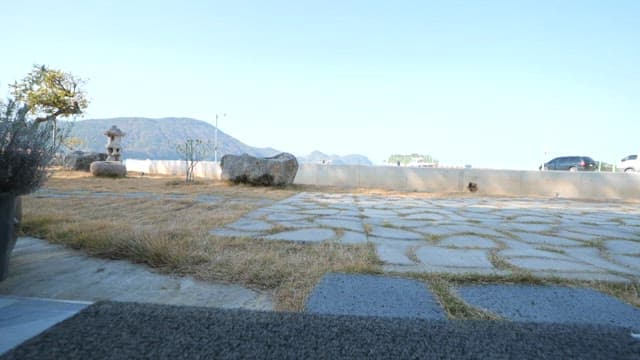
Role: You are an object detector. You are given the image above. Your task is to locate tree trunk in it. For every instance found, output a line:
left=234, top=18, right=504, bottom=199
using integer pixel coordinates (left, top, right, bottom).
left=0, top=193, right=19, bottom=281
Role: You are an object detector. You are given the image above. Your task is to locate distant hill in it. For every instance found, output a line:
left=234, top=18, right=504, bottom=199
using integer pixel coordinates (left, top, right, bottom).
left=65, top=117, right=280, bottom=160
left=298, top=151, right=372, bottom=166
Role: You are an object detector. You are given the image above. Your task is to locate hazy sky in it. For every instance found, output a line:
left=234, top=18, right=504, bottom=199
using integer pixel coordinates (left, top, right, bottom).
left=1, top=1, right=638, bottom=168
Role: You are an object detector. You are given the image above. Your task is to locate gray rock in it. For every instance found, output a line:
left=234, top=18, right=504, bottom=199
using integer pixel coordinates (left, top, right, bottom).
left=89, top=161, right=126, bottom=178
left=64, top=151, right=108, bottom=171
left=221, top=152, right=298, bottom=186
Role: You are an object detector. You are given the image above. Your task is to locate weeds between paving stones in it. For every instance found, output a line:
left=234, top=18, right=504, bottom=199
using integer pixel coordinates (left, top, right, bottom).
left=535, top=245, right=567, bottom=255
left=426, top=276, right=501, bottom=320
left=404, top=245, right=420, bottom=264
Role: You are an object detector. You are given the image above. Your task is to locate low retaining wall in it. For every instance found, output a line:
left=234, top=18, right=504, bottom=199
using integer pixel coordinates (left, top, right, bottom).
left=294, top=164, right=640, bottom=200
left=122, top=160, right=640, bottom=200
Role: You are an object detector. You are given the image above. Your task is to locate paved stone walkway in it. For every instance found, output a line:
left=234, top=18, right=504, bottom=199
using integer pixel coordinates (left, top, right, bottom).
left=212, top=192, right=640, bottom=282
left=0, top=237, right=273, bottom=310
left=305, top=273, right=640, bottom=333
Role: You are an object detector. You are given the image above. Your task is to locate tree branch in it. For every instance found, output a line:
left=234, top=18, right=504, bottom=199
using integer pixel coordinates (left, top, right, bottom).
left=34, top=108, right=65, bottom=123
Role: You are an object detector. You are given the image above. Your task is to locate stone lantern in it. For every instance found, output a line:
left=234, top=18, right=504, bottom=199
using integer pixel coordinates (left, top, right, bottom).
left=105, top=125, right=125, bottom=162
left=90, top=125, right=127, bottom=177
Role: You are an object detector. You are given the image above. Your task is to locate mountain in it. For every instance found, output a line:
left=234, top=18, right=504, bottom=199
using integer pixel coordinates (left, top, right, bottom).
left=298, top=151, right=372, bottom=166
left=65, top=117, right=280, bottom=160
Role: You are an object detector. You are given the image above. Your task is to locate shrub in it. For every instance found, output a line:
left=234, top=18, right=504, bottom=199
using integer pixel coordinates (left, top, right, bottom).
left=0, top=100, right=62, bottom=195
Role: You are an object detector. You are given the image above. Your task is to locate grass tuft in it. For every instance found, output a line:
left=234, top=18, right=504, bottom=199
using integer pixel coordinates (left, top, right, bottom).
left=427, top=277, right=502, bottom=320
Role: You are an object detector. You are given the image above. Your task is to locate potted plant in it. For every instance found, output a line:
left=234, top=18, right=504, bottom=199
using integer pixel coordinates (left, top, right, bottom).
left=0, top=100, right=59, bottom=280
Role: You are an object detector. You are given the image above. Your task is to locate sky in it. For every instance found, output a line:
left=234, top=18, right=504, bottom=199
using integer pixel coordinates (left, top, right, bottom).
left=1, top=1, right=638, bottom=169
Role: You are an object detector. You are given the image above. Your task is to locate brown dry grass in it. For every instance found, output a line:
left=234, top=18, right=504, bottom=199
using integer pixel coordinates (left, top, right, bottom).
left=20, top=170, right=640, bottom=315
left=21, top=170, right=381, bottom=311
left=46, top=170, right=297, bottom=199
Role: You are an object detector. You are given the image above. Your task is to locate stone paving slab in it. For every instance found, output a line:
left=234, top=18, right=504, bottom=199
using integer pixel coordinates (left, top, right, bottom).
left=440, top=236, right=497, bottom=249
left=607, top=240, right=640, bottom=255
left=562, top=247, right=639, bottom=276
left=415, top=247, right=495, bottom=270
left=612, top=255, right=640, bottom=270
left=367, top=226, right=424, bottom=240
left=314, top=218, right=364, bottom=232
left=0, top=296, right=91, bottom=355
left=305, top=273, right=446, bottom=319
left=529, top=271, right=631, bottom=282
left=512, top=233, right=584, bottom=247
left=1, top=237, right=273, bottom=310
left=338, top=231, right=368, bottom=244
left=505, top=257, right=604, bottom=273
left=263, top=228, right=336, bottom=242
left=499, top=248, right=570, bottom=260
left=456, top=285, right=640, bottom=331
left=226, top=219, right=274, bottom=232
left=372, top=241, right=420, bottom=265
left=206, top=192, right=640, bottom=281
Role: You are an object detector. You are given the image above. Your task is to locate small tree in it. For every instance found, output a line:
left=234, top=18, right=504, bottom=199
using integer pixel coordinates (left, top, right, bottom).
left=10, top=64, right=88, bottom=145
left=175, top=139, right=213, bottom=183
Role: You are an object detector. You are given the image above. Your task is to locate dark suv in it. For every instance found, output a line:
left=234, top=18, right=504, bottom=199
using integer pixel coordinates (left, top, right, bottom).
left=540, top=156, right=597, bottom=171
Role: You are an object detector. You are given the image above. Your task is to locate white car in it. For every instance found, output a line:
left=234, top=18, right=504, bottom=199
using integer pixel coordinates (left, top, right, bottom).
left=619, top=154, right=639, bottom=173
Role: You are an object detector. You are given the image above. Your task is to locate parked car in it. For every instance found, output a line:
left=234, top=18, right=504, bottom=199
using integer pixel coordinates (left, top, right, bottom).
left=539, top=156, right=597, bottom=171
left=618, top=154, right=639, bottom=173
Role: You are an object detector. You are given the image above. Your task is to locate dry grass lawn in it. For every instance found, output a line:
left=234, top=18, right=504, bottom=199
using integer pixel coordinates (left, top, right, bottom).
left=21, top=170, right=380, bottom=311
left=19, top=170, right=640, bottom=315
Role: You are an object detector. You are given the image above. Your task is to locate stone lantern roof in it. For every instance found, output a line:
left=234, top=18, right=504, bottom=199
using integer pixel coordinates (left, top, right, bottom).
left=104, top=125, right=125, bottom=138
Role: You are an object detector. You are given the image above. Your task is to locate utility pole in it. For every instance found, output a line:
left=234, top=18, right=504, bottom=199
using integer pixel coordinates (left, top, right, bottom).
left=214, top=113, right=226, bottom=162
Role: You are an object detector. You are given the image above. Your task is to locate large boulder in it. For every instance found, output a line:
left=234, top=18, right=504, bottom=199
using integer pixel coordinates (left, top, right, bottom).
left=221, top=153, right=298, bottom=186
left=90, top=161, right=127, bottom=178
left=64, top=151, right=108, bottom=171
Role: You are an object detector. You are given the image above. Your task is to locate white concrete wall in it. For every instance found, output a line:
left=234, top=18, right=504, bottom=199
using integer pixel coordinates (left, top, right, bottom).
left=124, top=159, right=221, bottom=179
left=123, top=160, right=640, bottom=200
left=294, top=164, right=640, bottom=200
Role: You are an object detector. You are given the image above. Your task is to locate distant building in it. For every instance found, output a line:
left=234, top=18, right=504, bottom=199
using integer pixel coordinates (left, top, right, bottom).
left=407, top=158, right=437, bottom=168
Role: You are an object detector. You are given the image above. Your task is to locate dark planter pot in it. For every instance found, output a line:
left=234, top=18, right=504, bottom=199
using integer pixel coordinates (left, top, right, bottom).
left=0, top=193, right=21, bottom=281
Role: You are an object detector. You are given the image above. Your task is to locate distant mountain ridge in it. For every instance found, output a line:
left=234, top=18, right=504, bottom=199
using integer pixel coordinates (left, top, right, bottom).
left=66, top=117, right=280, bottom=160
left=298, top=150, right=372, bottom=166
